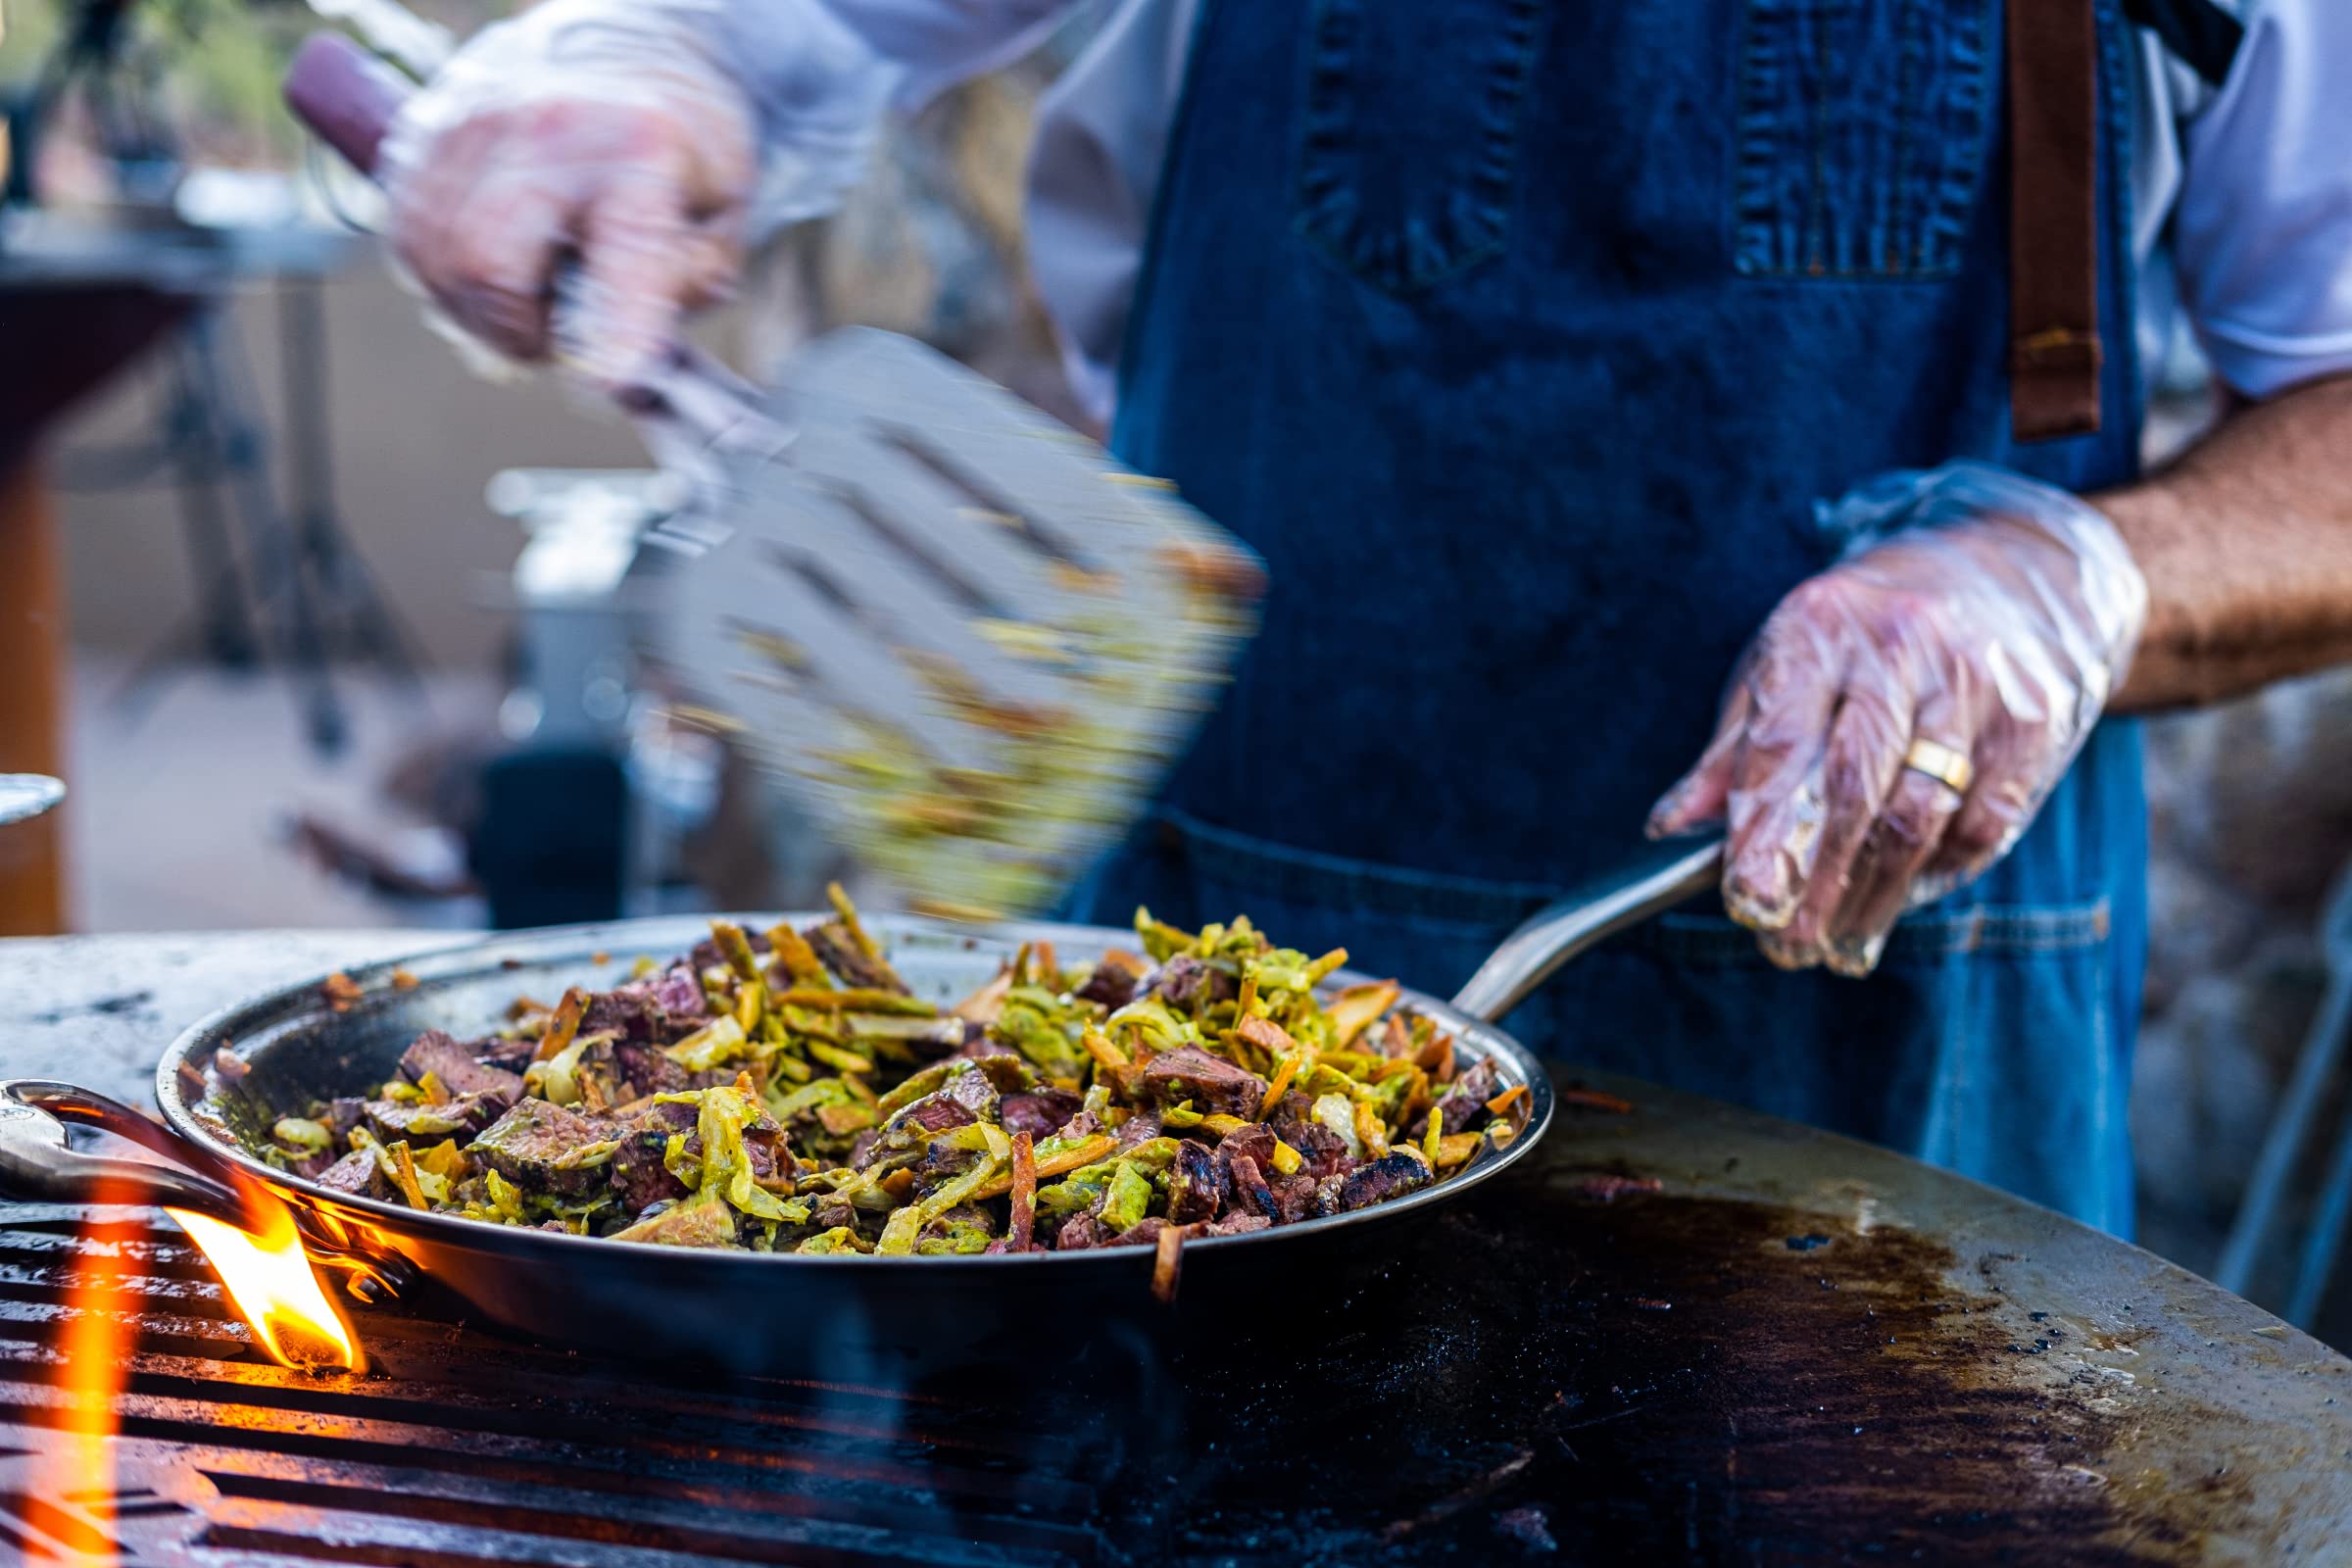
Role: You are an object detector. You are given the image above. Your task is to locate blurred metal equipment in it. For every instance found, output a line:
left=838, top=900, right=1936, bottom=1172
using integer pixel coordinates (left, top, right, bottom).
left=2217, top=858, right=2352, bottom=1327
left=476, top=468, right=718, bottom=927
left=0, top=776, right=65, bottom=827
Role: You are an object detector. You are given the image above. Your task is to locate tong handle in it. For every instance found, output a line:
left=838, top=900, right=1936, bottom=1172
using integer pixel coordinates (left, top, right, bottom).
left=1450, top=835, right=1726, bottom=1023
left=0, top=1080, right=252, bottom=1225
left=284, top=31, right=409, bottom=178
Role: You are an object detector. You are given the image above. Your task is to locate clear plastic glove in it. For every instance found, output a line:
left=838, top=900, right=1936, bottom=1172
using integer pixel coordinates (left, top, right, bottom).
left=379, top=0, right=766, bottom=391
left=1646, top=462, right=2149, bottom=976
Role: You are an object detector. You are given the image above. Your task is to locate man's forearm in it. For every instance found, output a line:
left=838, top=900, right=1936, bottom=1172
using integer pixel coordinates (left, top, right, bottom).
left=2098, top=373, right=2352, bottom=711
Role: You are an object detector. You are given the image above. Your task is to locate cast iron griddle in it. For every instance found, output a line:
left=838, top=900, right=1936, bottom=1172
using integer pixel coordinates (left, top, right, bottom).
left=0, top=933, right=2344, bottom=1563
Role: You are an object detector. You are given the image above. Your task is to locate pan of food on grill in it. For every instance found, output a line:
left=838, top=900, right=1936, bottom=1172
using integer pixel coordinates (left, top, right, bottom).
left=0, top=842, right=1719, bottom=1371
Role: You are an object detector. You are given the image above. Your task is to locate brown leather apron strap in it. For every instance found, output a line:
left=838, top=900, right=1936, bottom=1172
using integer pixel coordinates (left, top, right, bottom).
left=2008, top=0, right=2104, bottom=443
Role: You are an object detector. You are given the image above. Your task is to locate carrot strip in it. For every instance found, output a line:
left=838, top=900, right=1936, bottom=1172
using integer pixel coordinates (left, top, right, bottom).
left=1258, top=1052, right=1303, bottom=1119
left=1484, top=1085, right=1529, bottom=1118
left=531, top=987, right=587, bottom=1062
left=1083, top=1029, right=1129, bottom=1070
left=1008, top=1132, right=1038, bottom=1251
left=1560, top=1087, right=1635, bottom=1114
left=969, top=1135, right=1117, bottom=1201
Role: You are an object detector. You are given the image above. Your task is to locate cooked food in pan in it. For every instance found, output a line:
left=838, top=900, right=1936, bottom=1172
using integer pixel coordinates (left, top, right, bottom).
left=221, top=891, right=1531, bottom=1253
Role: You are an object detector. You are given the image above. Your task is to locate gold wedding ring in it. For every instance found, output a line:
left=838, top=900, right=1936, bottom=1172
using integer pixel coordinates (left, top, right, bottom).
left=1902, top=738, right=1974, bottom=795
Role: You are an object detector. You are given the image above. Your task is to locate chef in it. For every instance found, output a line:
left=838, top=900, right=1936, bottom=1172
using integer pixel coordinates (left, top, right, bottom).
left=381, top=0, right=2352, bottom=1234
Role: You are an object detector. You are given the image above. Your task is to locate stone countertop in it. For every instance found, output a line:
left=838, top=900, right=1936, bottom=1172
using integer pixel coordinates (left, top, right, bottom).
left=0, top=929, right=461, bottom=1104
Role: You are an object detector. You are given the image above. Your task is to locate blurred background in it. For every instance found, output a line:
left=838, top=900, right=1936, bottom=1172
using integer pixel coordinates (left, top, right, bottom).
left=4, top=0, right=2352, bottom=1343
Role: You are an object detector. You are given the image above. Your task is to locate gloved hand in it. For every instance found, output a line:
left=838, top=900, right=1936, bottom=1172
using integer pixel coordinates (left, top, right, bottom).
left=1646, top=462, right=2149, bottom=976
left=378, top=0, right=770, bottom=391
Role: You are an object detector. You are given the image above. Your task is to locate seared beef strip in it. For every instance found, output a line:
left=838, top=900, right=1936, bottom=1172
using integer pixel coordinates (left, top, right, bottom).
left=1141, top=1046, right=1266, bottom=1120
left=469, top=1100, right=615, bottom=1197
left=399, top=1030, right=525, bottom=1102
left=1434, top=1056, right=1499, bottom=1135
left=1000, top=1088, right=1081, bottom=1139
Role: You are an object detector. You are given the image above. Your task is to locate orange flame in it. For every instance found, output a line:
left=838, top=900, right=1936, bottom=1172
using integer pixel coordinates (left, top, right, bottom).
left=166, top=1202, right=367, bottom=1374
left=45, top=1193, right=141, bottom=1566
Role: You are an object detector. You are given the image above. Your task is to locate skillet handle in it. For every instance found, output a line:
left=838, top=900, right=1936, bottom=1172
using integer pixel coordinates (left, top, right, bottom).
left=1450, top=836, right=1727, bottom=1023
left=0, top=1080, right=252, bottom=1225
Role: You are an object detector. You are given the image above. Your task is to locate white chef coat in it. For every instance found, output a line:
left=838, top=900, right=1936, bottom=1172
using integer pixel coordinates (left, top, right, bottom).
left=732, top=0, right=2352, bottom=422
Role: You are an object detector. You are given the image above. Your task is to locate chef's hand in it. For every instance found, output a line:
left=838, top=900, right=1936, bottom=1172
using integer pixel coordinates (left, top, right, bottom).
left=380, top=0, right=760, bottom=391
left=1646, top=462, right=2148, bottom=976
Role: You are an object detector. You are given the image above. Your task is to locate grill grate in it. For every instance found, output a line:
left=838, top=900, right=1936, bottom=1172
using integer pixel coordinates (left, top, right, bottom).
left=0, top=1205, right=1107, bottom=1567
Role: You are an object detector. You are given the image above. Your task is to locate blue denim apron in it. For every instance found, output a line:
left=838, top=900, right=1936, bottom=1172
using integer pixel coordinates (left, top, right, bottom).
left=1067, top=0, right=2147, bottom=1234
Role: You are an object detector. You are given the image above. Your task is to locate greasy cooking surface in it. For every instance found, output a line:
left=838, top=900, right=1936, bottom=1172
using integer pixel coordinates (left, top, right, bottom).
left=1, top=931, right=2346, bottom=1562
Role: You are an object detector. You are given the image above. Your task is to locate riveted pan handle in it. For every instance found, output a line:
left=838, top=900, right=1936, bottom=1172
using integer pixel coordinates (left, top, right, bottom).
left=1450, top=836, right=1726, bottom=1023
left=0, top=1079, right=252, bottom=1225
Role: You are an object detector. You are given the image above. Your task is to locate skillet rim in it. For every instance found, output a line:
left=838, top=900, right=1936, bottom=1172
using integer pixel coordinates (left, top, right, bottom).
left=152, top=912, right=1556, bottom=1269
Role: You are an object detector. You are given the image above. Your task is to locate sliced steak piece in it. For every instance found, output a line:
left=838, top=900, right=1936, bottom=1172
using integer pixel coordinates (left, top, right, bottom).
left=581, top=983, right=665, bottom=1043
left=468, top=1099, right=615, bottom=1197
left=1224, top=1153, right=1277, bottom=1220
left=614, top=1040, right=691, bottom=1098
left=1115, top=1109, right=1165, bottom=1149
left=1165, top=1139, right=1221, bottom=1224
left=363, top=1093, right=504, bottom=1144
left=322, top=1097, right=368, bottom=1138
left=314, top=1148, right=385, bottom=1199
left=651, top=966, right=709, bottom=1025
left=474, top=1035, right=537, bottom=1072
left=1332, top=1152, right=1435, bottom=1212
left=1434, top=1056, right=1500, bottom=1135
left=399, top=1030, right=524, bottom=1102
left=1140, top=1046, right=1266, bottom=1120
left=1144, top=954, right=1235, bottom=1010
left=1108, top=1216, right=1169, bottom=1249
left=1000, top=1089, right=1081, bottom=1140
left=1203, top=1212, right=1272, bottom=1238
left=609, top=1099, right=696, bottom=1213
left=1073, top=952, right=1146, bottom=1010
left=1212, top=1122, right=1278, bottom=1179
left=1268, top=1172, right=1324, bottom=1225
left=1283, top=1121, right=1354, bottom=1180
left=1054, top=1213, right=1107, bottom=1251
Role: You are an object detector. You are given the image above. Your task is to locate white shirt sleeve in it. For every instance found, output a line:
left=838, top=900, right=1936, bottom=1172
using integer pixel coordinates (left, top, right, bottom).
left=2171, top=0, right=2352, bottom=399
left=711, top=0, right=1087, bottom=229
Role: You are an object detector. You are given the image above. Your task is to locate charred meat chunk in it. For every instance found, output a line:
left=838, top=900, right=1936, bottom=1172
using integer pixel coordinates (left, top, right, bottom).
left=1144, top=954, right=1236, bottom=1010
left=1224, top=1153, right=1277, bottom=1220
left=651, top=966, right=709, bottom=1024
left=1282, top=1121, right=1353, bottom=1180
left=1165, top=1139, right=1222, bottom=1224
left=314, top=1148, right=386, bottom=1199
left=1115, top=1108, right=1166, bottom=1149
left=1054, top=1213, right=1107, bottom=1251
left=1203, top=1211, right=1272, bottom=1238
left=1108, top=1216, right=1168, bottom=1249
left=1268, top=1172, right=1325, bottom=1225
left=580, top=982, right=666, bottom=1043
left=364, top=1092, right=506, bottom=1144
left=1000, top=1088, right=1081, bottom=1139
left=608, top=1099, right=695, bottom=1213
left=468, top=1100, right=615, bottom=1197
left=1141, top=1046, right=1266, bottom=1120
left=1073, top=952, right=1146, bottom=1010
left=1434, top=1056, right=1499, bottom=1135
left=1331, top=1152, right=1434, bottom=1212
left=399, top=1030, right=525, bottom=1103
